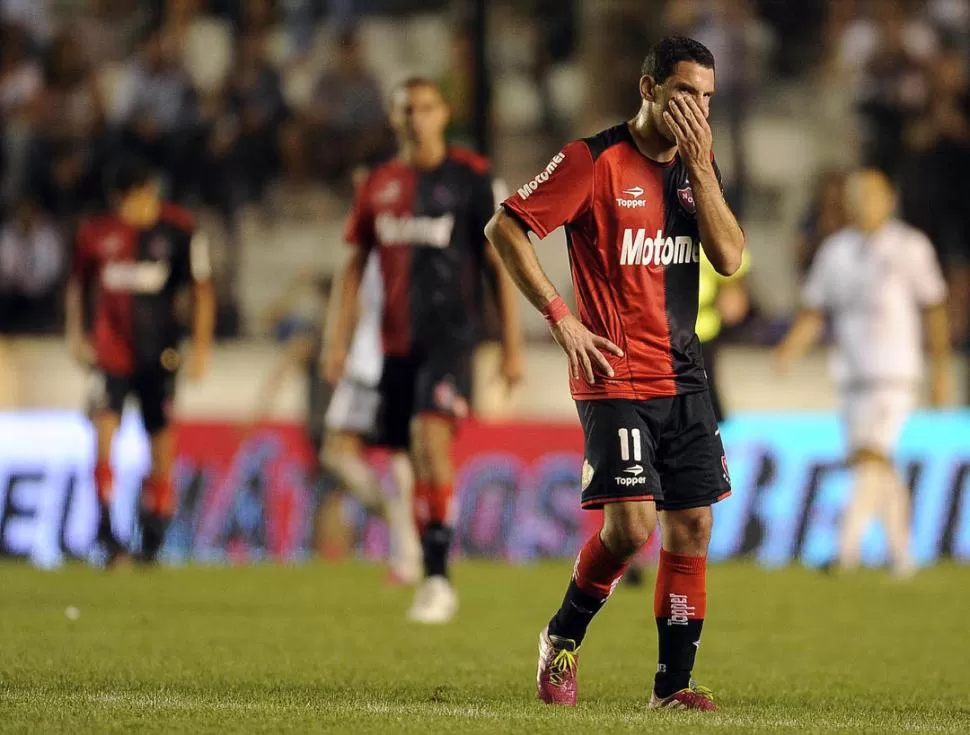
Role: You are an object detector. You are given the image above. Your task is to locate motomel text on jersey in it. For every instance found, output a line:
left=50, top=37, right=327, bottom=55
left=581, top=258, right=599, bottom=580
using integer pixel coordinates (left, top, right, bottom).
left=102, top=262, right=170, bottom=293
left=517, top=152, right=566, bottom=200
left=620, top=229, right=700, bottom=267
left=375, top=213, right=455, bottom=248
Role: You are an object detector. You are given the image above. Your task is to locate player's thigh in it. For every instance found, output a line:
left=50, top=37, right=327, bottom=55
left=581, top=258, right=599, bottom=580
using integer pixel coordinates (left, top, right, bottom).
left=324, top=378, right=381, bottom=438
left=654, top=391, right=731, bottom=512
left=576, top=399, right=661, bottom=511
left=840, top=386, right=915, bottom=460
left=135, top=366, right=177, bottom=436
left=373, top=355, right=417, bottom=452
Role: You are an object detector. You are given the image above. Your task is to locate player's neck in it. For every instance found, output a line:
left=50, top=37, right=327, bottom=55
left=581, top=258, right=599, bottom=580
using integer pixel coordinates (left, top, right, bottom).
left=401, top=139, right=448, bottom=170
left=627, top=109, right=677, bottom=164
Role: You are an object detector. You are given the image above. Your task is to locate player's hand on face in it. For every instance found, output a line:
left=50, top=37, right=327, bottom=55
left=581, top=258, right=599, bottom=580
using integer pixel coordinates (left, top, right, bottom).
left=322, top=343, right=347, bottom=385
left=549, top=314, right=623, bottom=385
left=663, top=96, right=713, bottom=171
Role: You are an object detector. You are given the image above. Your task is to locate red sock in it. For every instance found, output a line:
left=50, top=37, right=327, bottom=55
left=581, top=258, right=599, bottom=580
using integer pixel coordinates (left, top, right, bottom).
left=94, top=460, right=113, bottom=506
left=413, top=480, right=431, bottom=535
left=144, top=476, right=174, bottom=517
left=574, top=533, right=629, bottom=600
left=653, top=549, right=707, bottom=696
left=427, top=483, right=453, bottom=526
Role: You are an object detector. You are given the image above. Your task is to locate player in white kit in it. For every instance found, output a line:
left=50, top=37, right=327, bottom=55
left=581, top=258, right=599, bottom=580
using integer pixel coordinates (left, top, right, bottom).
left=776, top=169, right=951, bottom=576
left=323, top=250, right=421, bottom=583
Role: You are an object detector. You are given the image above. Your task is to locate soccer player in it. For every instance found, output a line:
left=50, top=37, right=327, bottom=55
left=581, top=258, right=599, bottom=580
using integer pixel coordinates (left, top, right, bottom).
left=776, top=168, right=950, bottom=577
left=485, top=37, right=743, bottom=709
left=325, top=77, right=523, bottom=624
left=322, top=248, right=421, bottom=584
left=66, top=157, right=215, bottom=566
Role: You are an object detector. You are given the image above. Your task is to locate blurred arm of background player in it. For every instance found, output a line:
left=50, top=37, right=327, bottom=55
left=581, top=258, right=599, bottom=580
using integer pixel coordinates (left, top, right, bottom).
left=774, top=309, right=826, bottom=371
left=924, top=302, right=952, bottom=407
left=65, top=276, right=94, bottom=366
left=322, top=248, right=365, bottom=384
left=188, top=247, right=216, bottom=382
left=484, top=244, right=525, bottom=391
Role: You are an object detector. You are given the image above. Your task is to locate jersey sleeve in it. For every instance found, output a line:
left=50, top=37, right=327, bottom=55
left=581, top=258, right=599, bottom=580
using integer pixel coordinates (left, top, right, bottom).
left=801, top=239, right=836, bottom=311
left=906, top=231, right=947, bottom=306
left=501, top=140, right=593, bottom=239
left=344, top=176, right=376, bottom=251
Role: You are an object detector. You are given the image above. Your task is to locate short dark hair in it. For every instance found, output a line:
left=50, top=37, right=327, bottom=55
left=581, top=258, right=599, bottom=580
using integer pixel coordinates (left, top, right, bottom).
left=105, top=156, right=154, bottom=196
left=641, top=36, right=715, bottom=82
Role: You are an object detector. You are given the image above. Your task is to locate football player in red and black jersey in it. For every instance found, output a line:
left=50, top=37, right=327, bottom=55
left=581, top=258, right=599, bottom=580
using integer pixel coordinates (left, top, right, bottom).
left=486, top=37, right=744, bottom=710
left=66, top=158, right=215, bottom=566
left=325, top=78, right=523, bottom=623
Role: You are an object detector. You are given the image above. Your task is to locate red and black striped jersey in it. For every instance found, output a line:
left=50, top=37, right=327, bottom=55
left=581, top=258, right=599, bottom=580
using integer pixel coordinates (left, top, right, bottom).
left=73, top=203, right=210, bottom=376
left=503, top=123, right=719, bottom=401
left=344, top=148, right=497, bottom=357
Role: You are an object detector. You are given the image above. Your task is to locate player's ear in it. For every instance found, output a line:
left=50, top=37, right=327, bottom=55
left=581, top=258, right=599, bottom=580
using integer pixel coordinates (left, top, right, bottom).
left=640, top=75, right=658, bottom=104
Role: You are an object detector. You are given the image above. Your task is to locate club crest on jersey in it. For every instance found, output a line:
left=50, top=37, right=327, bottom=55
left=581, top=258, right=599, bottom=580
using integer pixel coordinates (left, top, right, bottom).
left=101, top=234, right=123, bottom=256
left=677, top=184, right=696, bottom=215
left=374, top=180, right=402, bottom=205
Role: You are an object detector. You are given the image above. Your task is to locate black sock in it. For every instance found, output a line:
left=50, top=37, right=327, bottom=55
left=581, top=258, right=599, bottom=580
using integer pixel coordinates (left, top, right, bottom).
left=547, top=580, right=607, bottom=646
left=96, top=503, right=114, bottom=543
left=138, top=510, right=170, bottom=563
left=422, top=523, right=453, bottom=578
left=653, top=619, right=704, bottom=697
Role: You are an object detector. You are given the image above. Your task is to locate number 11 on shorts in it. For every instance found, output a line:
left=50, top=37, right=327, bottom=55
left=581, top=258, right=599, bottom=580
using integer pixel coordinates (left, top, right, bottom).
left=618, top=428, right=642, bottom=462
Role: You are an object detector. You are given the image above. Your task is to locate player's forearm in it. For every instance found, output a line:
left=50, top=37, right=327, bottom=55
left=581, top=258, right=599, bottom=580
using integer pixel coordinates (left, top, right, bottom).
left=326, top=250, right=366, bottom=353
left=65, top=278, right=86, bottom=346
left=777, top=309, right=825, bottom=364
left=192, top=280, right=216, bottom=357
left=924, top=302, right=951, bottom=368
left=691, top=164, right=745, bottom=277
left=485, top=209, right=561, bottom=313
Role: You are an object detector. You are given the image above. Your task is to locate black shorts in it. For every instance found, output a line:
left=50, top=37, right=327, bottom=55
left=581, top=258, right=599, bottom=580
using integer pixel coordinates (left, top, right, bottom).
left=577, top=391, right=731, bottom=511
left=88, top=365, right=177, bottom=434
left=375, top=349, right=473, bottom=450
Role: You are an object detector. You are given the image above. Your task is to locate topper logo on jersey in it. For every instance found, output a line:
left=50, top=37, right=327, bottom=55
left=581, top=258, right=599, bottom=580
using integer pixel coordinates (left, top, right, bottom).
left=375, top=213, right=455, bottom=249
left=517, top=152, right=566, bottom=200
left=102, top=262, right=170, bottom=293
left=620, top=229, right=699, bottom=267
left=616, top=186, right=647, bottom=208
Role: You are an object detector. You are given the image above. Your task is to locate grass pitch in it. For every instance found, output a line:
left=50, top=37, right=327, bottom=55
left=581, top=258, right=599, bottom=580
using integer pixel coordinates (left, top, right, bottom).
left=1, top=560, right=969, bottom=734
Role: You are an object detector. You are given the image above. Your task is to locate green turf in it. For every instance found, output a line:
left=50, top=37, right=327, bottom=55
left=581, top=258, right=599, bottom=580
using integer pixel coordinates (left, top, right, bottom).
left=1, top=560, right=969, bottom=734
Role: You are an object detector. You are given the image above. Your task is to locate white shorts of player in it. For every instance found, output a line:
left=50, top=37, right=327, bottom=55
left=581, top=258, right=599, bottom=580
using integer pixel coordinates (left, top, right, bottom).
left=325, top=378, right=381, bottom=436
left=839, top=384, right=916, bottom=457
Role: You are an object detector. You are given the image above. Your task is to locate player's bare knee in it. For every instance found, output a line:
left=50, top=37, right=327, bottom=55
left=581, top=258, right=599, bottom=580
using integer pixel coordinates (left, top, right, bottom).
left=601, top=502, right=655, bottom=558
left=661, top=507, right=713, bottom=553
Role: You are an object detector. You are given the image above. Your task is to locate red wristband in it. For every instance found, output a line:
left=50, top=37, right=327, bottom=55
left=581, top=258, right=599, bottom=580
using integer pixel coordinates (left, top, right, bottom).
left=541, top=296, right=570, bottom=326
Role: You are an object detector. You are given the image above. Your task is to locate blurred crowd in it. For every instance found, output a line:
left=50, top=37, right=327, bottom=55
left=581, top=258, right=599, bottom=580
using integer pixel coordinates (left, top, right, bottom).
left=0, top=0, right=968, bottom=360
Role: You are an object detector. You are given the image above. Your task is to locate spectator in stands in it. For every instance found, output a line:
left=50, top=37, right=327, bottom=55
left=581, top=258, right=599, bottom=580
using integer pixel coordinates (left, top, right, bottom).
left=76, top=0, right=150, bottom=68
left=795, top=170, right=848, bottom=279
left=0, top=194, right=65, bottom=333
left=0, top=22, right=42, bottom=205
left=310, top=28, right=390, bottom=186
left=114, top=25, right=199, bottom=201
left=227, top=29, right=285, bottom=203
left=28, top=32, right=108, bottom=219
left=854, top=0, right=933, bottom=178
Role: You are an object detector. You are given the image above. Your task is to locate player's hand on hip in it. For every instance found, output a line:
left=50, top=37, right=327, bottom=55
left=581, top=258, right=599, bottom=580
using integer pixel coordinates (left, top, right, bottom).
left=322, top=343, right=347, bottom=385
left=550, top=314, right=623, bottom=385
left=663, top=96, right=713, bottom=172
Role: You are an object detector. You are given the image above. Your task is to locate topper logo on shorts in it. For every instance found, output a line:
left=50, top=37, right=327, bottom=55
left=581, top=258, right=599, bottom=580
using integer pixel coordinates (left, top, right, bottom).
left=614, top=465, right=647, bottom=487
left=620, top=229, right=699, bottom=267
left=668, top=593, right=695, bottom=625
left=517, top=152, right=566, bottom=200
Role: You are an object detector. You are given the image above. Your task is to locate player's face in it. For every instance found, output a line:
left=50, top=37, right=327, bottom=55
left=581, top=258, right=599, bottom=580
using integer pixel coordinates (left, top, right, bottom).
left=844, top=170, right=895, bottom=233
left=391, top=84, right=449, bottom=148
left=644, top=61, right=716, bottom=143
left=118, top=182, right=162, bottom=228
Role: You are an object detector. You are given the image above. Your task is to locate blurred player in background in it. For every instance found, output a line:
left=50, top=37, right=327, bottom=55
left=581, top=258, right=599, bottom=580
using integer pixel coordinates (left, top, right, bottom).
left=776, top=168, right=950, bottom=578
left=321, top=242, right=421, bottom=584
left=66, top=157, right=215, bottom=566
left=326, top=77, right=523, bottom=624
left=487, top=37, right=743, bottom=710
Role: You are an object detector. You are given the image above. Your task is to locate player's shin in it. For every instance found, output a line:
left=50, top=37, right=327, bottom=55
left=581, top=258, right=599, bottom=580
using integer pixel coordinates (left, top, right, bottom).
left=387, top=453, right=421, bottom=582
left=653, top=549, right=707, bottom=698
left=548, top=533, right=630, bottom=646
left=839, top=459, right=882, bottom=570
